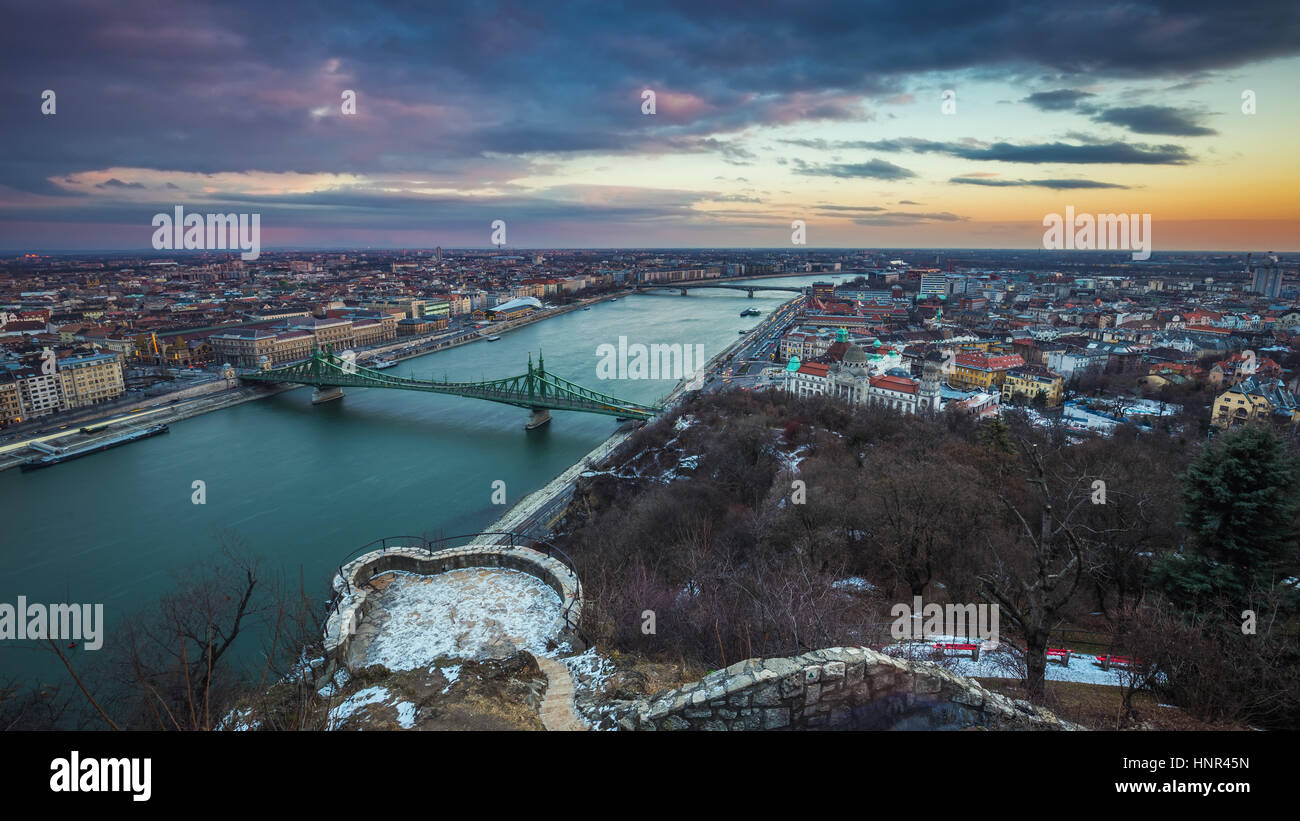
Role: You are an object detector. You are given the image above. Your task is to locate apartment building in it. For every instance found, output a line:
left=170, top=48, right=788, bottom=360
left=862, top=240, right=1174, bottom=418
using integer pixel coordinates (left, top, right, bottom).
left=0, top=376, right=22, bottom=426
left=58, top=351, right=126, bottom=409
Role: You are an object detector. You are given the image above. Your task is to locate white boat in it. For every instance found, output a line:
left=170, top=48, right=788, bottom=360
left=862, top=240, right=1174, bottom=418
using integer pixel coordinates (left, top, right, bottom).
left=487, top=335, right=502, bottom=341
left=369, top=359, right=397, bottom=370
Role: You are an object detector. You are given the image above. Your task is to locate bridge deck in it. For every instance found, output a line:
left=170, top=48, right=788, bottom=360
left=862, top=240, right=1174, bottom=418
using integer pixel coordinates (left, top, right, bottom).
left=240, top=348, right=660, bottom=420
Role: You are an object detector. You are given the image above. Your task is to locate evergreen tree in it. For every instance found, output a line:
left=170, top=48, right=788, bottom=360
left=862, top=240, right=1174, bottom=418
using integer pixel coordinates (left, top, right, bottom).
left=976, top=416, right=1015, bottom=454
left=1154, top=425, right=1300, bottom=614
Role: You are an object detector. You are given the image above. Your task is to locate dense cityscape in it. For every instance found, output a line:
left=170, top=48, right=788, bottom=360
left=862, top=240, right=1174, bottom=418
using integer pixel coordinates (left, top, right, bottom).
left=2, top=248, right=1296, bottom=440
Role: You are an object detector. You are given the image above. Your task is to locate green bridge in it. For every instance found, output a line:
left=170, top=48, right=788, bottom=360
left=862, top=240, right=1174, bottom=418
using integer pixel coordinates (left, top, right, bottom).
left=240, top=347, right=661, bottom=429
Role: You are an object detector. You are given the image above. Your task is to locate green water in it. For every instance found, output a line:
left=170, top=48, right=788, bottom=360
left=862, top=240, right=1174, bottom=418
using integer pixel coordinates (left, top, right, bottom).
left=0, top=275, right=845, bottom=684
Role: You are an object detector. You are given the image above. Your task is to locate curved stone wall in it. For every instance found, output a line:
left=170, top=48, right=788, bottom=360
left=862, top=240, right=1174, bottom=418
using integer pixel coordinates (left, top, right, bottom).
left=323, top=544, right=582, bottom=671
left=613, top=647, right=1073, bottom=731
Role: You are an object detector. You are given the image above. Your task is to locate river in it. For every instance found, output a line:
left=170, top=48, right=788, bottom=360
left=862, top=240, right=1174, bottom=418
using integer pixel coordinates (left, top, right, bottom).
left=0, top=274, right=850, bottom=683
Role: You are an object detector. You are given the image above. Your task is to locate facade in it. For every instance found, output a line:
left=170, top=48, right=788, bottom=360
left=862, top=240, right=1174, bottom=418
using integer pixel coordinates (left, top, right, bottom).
left=14, top=369, right=65, bottom=419
left=919, top=275, right=949, bottom=298
left=291, top=317, right=353, bottom=350
left=1212, top=376, right=1300, bottom=428
left=58, top=352, right=126, bottom=409
left=485, top=296, right=541, bottom=321
left=1045, top=347, right=1108, bottom=381
left=950, top=351, right=1025, bottom=391
left=0, top=377, right=22, bottom=426
left=209, top=329, right=277, bottom=369
left=781, top=330, right=939, bottom=414
left=396, top=317, right=438, bottom=336
left=1249, top=258, right=1285, bottom=298
left=1001, top=365, right=1064, bottom=407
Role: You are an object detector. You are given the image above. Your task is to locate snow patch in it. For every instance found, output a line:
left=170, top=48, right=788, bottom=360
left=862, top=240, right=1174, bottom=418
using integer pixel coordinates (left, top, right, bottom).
left=362, top=568, right=563, bottom=669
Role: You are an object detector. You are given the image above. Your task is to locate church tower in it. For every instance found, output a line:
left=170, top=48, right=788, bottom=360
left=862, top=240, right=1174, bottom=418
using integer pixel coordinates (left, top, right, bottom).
left=919, top=350, right=943, bottom=412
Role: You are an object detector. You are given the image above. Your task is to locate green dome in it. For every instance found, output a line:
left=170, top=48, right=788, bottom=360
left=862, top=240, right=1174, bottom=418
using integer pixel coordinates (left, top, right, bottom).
left=786, top=356, right=801, bottom=372
left=872, top=339, right=882, bottom=348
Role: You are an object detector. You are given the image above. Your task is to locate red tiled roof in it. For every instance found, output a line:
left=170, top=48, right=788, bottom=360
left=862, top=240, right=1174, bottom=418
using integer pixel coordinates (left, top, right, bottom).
left=796, top=362, right=829, bottom=377
left=955, top=352, right=1025, bottom=370
left=869, top=375, right=918, bottom=394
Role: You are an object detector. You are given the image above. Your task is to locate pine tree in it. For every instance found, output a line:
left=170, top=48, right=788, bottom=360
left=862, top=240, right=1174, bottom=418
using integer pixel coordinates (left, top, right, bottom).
left=1154, top=425, right=1300, bottom=615
left=976, top=416, right=1015, bottom=454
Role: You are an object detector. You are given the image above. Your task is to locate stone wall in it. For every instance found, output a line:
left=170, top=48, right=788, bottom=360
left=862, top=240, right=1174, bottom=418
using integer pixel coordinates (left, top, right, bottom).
left=613, top=647, right=1073, bottom=731
left=323, top=544, right=582, bottom=672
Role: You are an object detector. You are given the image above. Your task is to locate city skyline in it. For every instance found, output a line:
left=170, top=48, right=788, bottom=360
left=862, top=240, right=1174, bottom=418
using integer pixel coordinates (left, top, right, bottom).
left=2, top=1, right=1299, bottom=252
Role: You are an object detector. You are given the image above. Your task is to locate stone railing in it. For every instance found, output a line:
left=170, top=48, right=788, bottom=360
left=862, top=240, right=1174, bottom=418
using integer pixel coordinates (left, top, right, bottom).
left=612, top=647, right=1074, bottom=731
left=323, top=543, right=582, bottom=672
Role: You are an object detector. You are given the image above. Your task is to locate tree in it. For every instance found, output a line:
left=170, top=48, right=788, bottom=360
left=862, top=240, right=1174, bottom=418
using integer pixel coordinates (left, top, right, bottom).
left=978, top=439, right=1093, bottom=703
left=1153, top=425, right=1300, bottom=616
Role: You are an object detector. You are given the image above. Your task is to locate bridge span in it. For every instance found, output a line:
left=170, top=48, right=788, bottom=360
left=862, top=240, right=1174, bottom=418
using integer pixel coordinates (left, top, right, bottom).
left=631, top=283, right=808, bottom=297
left=240, top=347, right=660, bottom=429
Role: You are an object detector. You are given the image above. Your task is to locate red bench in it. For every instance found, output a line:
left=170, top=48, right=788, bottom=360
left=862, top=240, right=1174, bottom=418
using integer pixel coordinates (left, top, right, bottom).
left=932, top=642, right=980, bottom=661
left=1046, top=648, right=1072, bottom=667
left=1095, top=654, right=1141, bottom=671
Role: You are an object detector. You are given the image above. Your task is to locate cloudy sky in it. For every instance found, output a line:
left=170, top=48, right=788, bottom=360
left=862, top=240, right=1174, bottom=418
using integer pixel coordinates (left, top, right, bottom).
left=2, top=0, right=1298, bottom=252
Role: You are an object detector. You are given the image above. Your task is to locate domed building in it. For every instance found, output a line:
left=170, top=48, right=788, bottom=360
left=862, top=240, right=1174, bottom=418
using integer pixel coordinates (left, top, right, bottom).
left=782, top=328, right=941, bottom=414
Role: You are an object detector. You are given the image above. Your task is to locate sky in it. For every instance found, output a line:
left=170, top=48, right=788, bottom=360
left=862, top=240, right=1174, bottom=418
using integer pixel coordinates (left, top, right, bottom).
left=1, top=0, right=1298, bottom=252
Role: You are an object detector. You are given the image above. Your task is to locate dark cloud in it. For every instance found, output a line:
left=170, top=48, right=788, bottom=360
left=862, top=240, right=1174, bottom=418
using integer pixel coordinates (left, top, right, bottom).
left=949, top=177, right=1130, bottom=189
left=95, top=178, right=146, bottom=189
left=1022, top=89, right=1095, bottom=110
left=858, top=138, right=1192, bottom=164
left=1091, top=105, right=1217, bottom=136
left=791, top=158, right=917, bottom=180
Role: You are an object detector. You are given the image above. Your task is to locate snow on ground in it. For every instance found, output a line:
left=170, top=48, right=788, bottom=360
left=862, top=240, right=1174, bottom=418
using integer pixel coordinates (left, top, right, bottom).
left=885, top=638, right=1134, bottom=687
left=317, top=667, right=350, bottom=697
left=561, top=647, right=615, bottom=692
left=832, top=576, right=877, bottom=593
left=561, top=647, right=621, bottom=730
left=327, top=685, right=420, bottom=729
left=779, top=443, right=811, bottom=472
left=392, top=701, right=417, bottom=729
left=219, top=706, right=260, bottom=732
left=434, top=664, right=461, bottom=694
left=362, top=568, right=562, bottom=669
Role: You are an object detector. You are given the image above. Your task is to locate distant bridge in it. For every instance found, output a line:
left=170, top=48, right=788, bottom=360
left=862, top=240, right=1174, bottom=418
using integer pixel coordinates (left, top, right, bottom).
left=631, top=282, right=808, bottom=297
left=240, top=347, right=660, bottom=429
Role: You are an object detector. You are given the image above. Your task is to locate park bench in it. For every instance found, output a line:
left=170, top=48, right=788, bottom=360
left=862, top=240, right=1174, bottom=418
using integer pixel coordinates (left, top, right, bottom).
left=1095, top=654, right=1141, bottom=671
left=932, top=642, right=980, bottom=661
left=1046, top=648, right=1072, bottom=667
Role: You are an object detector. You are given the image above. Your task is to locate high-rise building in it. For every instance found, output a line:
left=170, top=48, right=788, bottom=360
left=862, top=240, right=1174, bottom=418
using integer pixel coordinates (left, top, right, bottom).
left=1249, top=253, right=1285, bottom=298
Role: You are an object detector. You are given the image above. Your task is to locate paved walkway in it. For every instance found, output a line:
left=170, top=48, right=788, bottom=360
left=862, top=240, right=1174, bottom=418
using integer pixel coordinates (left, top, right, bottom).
left=535, top=656, right=588, bottom=731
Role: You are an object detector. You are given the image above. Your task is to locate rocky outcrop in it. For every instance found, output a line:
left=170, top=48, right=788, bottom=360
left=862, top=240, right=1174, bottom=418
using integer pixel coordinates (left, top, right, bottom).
left=611, top=646, right=1074, bottom=731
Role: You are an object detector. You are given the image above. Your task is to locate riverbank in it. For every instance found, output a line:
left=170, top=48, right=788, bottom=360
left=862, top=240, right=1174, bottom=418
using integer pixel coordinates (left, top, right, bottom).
left=0, top=382, right=297, bottom=472
left=360, top=290, right=630, bottom=367
left=481, top=292, right=803, bottom=539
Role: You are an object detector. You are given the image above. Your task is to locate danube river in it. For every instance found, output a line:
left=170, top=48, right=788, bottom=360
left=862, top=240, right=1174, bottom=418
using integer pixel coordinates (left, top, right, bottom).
left=1, top=274, right=848, bottom=682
